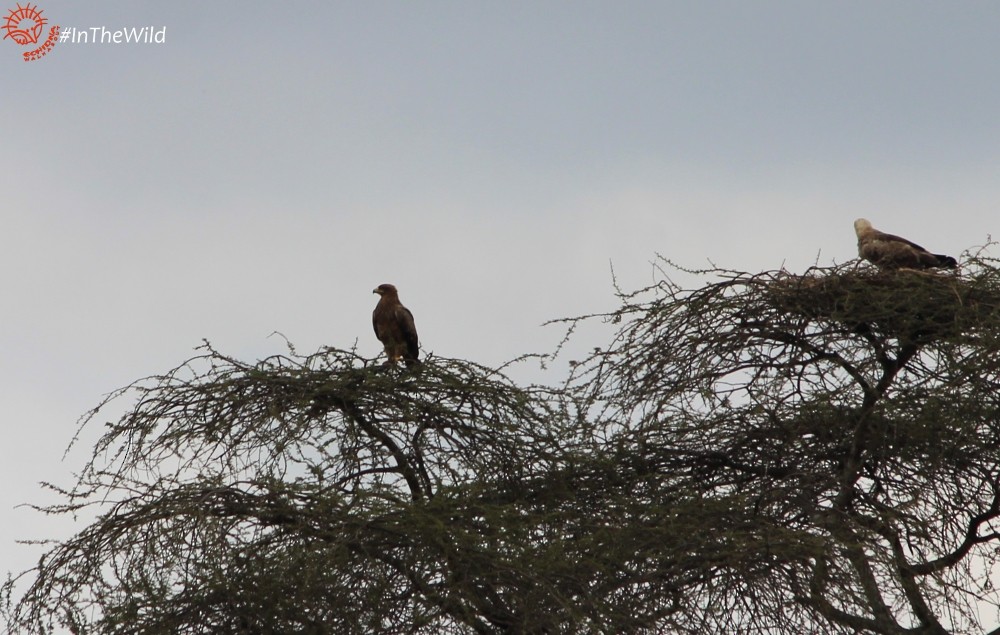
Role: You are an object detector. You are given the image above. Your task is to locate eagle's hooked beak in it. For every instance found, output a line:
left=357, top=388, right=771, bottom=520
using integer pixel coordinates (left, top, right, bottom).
left=373, top=288, right=382, bottom=295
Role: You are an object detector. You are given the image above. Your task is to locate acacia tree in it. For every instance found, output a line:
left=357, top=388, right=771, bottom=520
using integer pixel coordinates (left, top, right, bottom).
left=5, top=256, right=1000, bottom=634
left=565, top=257, right=1000, bottom=634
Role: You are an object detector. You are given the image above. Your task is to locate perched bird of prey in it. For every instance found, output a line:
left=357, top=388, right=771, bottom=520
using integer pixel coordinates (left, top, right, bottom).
left=854, top=219, right=958, bottom=270
left=372, top=283, right=419, bottom=368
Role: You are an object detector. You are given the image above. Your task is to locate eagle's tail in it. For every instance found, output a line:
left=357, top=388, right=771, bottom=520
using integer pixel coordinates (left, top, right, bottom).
left=934, top=254, right=958, bottom=268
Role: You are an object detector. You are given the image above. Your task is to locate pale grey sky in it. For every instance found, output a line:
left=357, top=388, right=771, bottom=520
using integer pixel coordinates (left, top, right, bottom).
left=2, top=0, right=998, bottom=603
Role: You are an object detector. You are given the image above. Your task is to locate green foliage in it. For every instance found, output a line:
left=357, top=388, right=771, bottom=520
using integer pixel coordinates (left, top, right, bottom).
left=7, top=255, right=1000, bottom=634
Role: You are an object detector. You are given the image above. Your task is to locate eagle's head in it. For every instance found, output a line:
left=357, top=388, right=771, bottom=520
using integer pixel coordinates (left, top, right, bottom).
left=854, top=218, right=874, bottom=235
left=373, top=283, right=398, bottom=296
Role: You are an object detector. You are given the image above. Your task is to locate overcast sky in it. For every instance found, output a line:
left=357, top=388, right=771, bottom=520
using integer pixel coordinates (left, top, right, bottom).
left=2, top=0, right=999, bottom=604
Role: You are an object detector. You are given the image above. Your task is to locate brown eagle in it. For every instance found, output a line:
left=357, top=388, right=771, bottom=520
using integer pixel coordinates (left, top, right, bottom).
left=854, top=218, right=957, bottom=270
left=372, top=283, right=419, bottom=368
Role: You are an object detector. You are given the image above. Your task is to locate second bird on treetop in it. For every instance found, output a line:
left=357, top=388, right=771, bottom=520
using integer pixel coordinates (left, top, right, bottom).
left=854, top=218, right=957, bottom=270
left=372, top=283, right=420, bottom=368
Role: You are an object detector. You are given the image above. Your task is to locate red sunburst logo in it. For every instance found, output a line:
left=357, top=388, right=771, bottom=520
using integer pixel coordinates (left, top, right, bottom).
left=2, top=3, right=46, bottom=45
